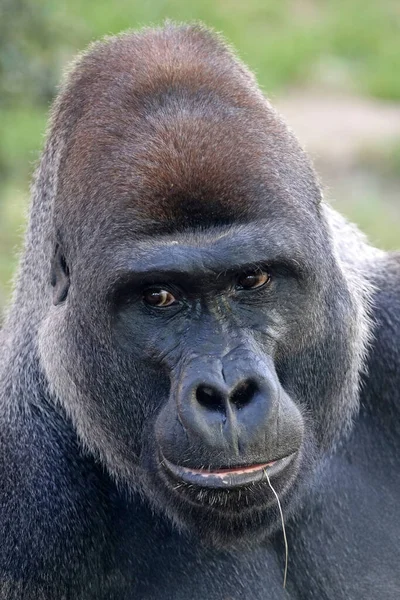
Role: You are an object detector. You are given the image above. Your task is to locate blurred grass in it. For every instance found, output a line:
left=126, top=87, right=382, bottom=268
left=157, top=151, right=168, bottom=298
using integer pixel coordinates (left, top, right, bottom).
left=1, top=0, right=400, bottom=307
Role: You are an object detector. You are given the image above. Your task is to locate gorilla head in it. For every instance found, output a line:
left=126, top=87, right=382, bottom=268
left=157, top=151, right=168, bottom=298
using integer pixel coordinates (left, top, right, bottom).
left=35, top=24, right=371, bottom=546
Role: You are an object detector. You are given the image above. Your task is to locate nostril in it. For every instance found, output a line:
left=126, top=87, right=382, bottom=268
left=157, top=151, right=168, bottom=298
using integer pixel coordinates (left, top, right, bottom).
left=196, top=385, right=225, bottom=413
left=230, top=379, right=259, bottom=409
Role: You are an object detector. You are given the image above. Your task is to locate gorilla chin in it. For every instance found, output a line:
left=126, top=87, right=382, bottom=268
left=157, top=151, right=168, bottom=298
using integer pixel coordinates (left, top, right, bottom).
left=147, top=453, right=309, bottom=547
left=138, top=423, right=312, bottom=546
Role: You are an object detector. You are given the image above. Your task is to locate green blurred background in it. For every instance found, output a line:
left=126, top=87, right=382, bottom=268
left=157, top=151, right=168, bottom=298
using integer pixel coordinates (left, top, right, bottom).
left=1, top=0, right=400, bottom=311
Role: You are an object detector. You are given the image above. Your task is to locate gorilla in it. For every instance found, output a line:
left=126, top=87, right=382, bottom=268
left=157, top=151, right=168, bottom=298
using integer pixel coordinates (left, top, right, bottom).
left=0, top=23, right=399, bottom=600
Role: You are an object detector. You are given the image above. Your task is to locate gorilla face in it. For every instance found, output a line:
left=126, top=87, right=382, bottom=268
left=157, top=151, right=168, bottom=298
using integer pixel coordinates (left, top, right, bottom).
left=40, top=212, right=362, bottom=545
left=37, top=25, right=367, bottom=546
left=112, top=225, right=310, bottom=518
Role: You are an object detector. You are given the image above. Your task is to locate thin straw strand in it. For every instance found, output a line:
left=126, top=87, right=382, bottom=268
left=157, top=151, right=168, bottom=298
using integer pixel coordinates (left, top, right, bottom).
left=264, top=469, right=289, bottom=589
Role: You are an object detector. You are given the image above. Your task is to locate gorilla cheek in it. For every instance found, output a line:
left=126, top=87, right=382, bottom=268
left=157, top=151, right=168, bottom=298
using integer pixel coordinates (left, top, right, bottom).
left=273, top=390, right=305, bottom=458
left=153, top=399, right=190, bottom=465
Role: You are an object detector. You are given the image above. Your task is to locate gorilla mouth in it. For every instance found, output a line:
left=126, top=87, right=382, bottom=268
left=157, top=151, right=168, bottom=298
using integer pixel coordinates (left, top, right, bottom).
left=162, top=454, right=296, bottom=489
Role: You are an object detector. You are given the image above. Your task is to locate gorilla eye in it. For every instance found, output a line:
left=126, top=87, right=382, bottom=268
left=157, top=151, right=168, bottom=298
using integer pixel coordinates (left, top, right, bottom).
left=236, top=271, right=271, bottom=290
left=143, top=288, right=177, bottom=308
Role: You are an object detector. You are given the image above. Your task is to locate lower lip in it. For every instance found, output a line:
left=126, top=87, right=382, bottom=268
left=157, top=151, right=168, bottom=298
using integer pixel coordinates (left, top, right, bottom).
left=162, top=455, right=295, bottom=489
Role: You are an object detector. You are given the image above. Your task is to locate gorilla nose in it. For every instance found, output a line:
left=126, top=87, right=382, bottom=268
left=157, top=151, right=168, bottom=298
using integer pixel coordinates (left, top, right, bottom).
left=174, top=356, right=278, bottom=453
left=195, top=379, right=259, bottom=413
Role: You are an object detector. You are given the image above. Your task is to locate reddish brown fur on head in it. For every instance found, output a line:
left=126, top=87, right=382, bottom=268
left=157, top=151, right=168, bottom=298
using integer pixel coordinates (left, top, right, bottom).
left=52, top=23, right=321, bottom=251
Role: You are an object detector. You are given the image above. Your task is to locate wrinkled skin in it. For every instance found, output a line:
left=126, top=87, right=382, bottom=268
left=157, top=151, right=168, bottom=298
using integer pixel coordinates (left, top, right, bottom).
left=0, top=24, right=399, bottom=600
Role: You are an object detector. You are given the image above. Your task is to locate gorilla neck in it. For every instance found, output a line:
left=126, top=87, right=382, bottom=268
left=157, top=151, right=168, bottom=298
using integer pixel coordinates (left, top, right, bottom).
left=321, top=206, right=400, bottom=468
left=359, top=254, right=400, bottom=435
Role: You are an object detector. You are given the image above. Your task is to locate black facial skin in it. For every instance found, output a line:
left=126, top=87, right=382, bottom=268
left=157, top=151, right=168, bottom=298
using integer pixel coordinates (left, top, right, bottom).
left=114, top=233, right=305, bottom=486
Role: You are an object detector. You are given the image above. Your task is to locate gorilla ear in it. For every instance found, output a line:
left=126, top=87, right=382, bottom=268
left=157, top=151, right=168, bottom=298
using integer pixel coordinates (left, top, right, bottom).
left=50, top=244, right=70, bottom=305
